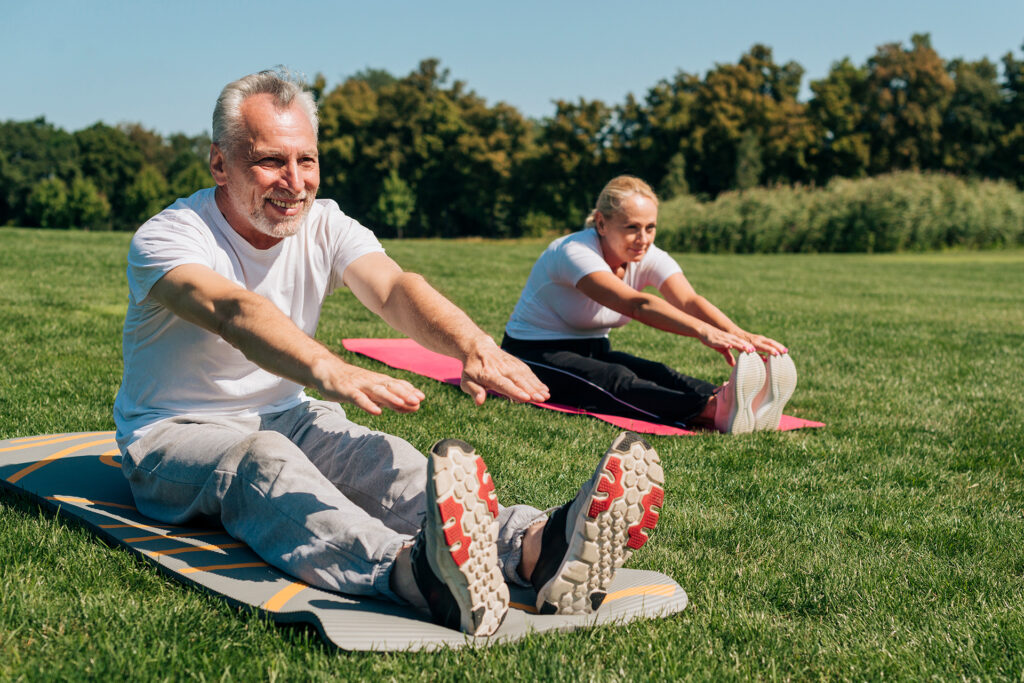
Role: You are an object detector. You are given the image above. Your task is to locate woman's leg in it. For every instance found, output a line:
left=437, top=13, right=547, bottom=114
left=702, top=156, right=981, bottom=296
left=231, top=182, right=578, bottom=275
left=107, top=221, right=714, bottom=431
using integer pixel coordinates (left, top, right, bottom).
left=508, top=343, right=712, bottom=425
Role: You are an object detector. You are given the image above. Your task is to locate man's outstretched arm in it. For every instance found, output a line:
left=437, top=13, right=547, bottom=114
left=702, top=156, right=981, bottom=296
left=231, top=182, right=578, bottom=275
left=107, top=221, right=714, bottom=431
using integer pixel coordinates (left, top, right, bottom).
left=149, top=263, right=426, bottom=415
left=342, top=252, right=549, bottom=405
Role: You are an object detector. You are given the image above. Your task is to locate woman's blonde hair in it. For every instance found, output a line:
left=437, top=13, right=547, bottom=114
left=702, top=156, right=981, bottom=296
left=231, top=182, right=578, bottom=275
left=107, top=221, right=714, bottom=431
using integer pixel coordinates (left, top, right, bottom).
left=584, top=175, right=659, bottom=228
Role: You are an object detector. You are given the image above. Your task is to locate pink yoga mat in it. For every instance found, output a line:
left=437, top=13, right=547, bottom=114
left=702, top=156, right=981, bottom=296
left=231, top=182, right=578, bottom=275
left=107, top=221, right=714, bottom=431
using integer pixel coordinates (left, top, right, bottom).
left=342, top=338, right=824, bottom=436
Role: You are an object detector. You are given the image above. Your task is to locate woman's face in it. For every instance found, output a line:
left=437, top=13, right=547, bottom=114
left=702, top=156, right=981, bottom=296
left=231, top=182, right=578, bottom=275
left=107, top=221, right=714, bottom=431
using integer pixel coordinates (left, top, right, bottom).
left=594, top=193, right=658, bottom=269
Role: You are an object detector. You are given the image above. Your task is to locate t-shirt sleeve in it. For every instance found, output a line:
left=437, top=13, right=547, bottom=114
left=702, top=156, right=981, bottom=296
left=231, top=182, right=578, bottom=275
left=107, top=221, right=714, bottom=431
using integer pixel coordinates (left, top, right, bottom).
left=126, top=213, right=216, bottom=303
left=556, top=234, right=612, bottom=286
left=638, top=245, right=683, bottom=290
left=323, top=202, right=386, bottom=292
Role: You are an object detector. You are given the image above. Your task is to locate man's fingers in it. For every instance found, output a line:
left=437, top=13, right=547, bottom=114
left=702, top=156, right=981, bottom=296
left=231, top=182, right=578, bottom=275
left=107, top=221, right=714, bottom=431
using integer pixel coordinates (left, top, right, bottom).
left=350, top=391, right=384, bottom=415
left=370, top=379, right=423, bottom=412
left=460, top=378, right=487, bottom=406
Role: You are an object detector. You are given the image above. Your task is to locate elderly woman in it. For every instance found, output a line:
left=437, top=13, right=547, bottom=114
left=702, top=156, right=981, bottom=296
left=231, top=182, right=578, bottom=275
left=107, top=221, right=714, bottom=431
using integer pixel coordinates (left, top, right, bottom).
left=501, top=175, right=796, bottom=433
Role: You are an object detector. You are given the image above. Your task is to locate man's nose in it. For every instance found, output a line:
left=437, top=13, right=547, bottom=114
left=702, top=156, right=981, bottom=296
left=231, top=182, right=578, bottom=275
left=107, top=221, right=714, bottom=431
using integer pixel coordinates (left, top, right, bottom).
left=281, top=160, right=303, bottom=193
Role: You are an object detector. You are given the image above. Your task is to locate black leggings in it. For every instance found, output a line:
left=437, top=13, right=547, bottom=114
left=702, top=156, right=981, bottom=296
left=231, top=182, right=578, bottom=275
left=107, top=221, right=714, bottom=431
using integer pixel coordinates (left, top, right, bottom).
left=501, top=334, right=717, bottom=426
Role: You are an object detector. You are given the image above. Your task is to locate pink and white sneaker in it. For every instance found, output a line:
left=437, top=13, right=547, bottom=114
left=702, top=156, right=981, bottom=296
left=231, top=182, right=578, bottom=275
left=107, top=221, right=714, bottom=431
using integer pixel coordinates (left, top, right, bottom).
left=714, top=351, right=766, bottom=434
left=753, top=353, right=798, bottom=431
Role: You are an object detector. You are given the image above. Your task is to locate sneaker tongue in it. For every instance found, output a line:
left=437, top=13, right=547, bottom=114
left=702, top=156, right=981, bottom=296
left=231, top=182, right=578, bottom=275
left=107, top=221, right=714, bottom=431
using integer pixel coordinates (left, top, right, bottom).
left=410, top=530, right=460, bottom=629
left=530, top=500, right=573, bottom=592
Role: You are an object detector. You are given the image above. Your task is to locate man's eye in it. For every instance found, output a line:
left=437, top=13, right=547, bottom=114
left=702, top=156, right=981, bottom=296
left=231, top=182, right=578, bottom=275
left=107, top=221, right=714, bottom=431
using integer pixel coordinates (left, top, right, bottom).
left=258, top=158, right=283, bottom=167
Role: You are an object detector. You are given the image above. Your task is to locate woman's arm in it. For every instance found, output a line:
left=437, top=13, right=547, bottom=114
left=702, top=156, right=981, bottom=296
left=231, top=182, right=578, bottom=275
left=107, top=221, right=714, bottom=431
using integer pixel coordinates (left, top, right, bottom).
left=659, top=273, right=787, bottom=356
left=576, top=270, right=755, bottom=365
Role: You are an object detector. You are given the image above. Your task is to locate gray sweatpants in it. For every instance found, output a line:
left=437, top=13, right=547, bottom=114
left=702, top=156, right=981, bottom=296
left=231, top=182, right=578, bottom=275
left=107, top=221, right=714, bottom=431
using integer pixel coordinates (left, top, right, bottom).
left=121, top=399, right=545, bottom=603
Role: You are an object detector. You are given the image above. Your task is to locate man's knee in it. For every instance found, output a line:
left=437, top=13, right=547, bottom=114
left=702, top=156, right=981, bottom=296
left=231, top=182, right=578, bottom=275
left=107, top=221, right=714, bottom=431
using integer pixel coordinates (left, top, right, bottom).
left=229, top=431, right=309, bottom=485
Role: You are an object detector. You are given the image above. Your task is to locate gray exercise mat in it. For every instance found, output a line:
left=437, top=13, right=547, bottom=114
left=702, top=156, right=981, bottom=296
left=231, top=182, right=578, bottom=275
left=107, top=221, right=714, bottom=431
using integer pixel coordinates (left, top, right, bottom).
left=0, top=431, right=688, bottom=651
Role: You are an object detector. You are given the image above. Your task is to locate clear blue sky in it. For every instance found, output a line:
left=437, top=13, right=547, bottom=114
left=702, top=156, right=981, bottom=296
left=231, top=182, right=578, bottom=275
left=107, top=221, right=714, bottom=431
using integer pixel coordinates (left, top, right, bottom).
left=3, top=0, right=1022, bottom=137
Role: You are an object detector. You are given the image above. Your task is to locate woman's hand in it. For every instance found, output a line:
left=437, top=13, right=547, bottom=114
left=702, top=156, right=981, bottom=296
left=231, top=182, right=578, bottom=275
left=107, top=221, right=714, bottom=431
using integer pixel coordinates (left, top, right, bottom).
left=698, top=326, right=756, bottom=367
left=740, top=332, right=788, bottom=357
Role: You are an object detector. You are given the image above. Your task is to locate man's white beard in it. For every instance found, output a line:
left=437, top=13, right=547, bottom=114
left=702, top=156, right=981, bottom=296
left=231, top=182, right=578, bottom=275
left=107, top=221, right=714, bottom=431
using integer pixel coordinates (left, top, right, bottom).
left=249, top=194, right=314, bottom=239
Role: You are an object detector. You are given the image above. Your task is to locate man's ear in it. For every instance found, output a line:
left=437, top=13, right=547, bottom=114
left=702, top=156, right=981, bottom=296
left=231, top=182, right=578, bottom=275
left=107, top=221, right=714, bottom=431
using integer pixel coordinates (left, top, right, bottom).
left=209, top=143, right=228, bottom=186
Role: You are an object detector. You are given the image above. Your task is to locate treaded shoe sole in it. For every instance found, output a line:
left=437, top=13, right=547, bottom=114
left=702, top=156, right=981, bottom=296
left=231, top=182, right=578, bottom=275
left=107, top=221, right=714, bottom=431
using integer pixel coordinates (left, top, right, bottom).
left=426, top=439, right=509, bottom=636
left=535, top=432, right=665, bottom=615
left=754, top=353, right=798, bottom=431
left=722, top=352, right=765, bottom=434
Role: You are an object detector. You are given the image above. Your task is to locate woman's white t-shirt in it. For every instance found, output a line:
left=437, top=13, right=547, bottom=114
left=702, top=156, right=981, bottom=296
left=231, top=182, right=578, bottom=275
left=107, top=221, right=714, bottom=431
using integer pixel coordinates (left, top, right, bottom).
left=505, top=228, right=681, bottom=340
left=113, top=188, right=384, bottom=449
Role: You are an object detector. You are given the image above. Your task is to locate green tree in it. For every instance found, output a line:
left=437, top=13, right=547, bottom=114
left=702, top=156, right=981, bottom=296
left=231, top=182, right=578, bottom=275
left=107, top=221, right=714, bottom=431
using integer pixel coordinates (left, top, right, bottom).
left=169, top=159, right=213, bottom=199
left=0, top=118, right=79, bottom=225
left=528, top=97, right=621, bottom=227
left=807, top=57, right=871, bottom=182
left=862, top=33, right=955, bottom=173
left=26, top=177, right=70, bottom=228
left=689, top=45, right=813, bottom=195
left=68, top=176, right=111, bottom=229
left=373, top=169, right=416, bottom=238
left=619, top=73, right=700, bottom=198
left=659, top=148, right=690, bottom=199
left=124, top=164, right=171, bottom=226
left=317, top=59, right=534, bottom=237
left=73, top=122, right=144, bottom=228
left=941, top=58, right=1004, bottom=177
left=735, top=131, right=764, bottom=190
left=996, top=45, right=1024, bottom=186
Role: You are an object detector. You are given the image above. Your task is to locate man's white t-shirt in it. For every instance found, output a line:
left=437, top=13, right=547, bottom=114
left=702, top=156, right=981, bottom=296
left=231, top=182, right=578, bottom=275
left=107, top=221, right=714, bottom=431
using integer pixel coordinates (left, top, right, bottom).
left=504, top=228, right=681, bottom=340
left=113, top=188, right=385, bottom=450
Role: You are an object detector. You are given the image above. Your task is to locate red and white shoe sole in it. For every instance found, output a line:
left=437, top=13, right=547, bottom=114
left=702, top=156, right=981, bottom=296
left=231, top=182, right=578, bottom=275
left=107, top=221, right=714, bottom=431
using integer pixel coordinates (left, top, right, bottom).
left=428, top=439, right=509, bottom=636
left=537, top=432, right=665, bottom=615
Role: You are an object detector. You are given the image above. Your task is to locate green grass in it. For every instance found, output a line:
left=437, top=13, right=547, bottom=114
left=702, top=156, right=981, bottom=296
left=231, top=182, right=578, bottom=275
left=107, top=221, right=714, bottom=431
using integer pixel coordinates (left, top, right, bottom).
left=1, top=227, right=1023, bottom=681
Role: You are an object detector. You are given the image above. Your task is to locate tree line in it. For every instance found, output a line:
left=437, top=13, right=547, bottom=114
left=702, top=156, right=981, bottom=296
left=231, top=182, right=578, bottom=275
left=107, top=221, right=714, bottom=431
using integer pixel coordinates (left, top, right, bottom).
left=2, top=34, right=1022, bottom=238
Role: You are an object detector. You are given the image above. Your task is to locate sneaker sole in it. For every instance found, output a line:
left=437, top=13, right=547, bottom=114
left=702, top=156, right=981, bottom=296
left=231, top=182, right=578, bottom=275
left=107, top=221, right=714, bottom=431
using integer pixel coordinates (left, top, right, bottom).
left=724, top=352, right=765, bottom=434
left=536, top=432, right=665, bottom=615
left=754, top=353, right=797, bottom=431
left=426, top=439, right=509, bottom=636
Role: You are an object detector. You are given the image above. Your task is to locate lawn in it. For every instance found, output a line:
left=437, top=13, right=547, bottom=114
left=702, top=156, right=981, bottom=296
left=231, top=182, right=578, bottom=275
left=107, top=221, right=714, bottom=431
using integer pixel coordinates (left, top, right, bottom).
left=1, top=227, right=1022, bottom=680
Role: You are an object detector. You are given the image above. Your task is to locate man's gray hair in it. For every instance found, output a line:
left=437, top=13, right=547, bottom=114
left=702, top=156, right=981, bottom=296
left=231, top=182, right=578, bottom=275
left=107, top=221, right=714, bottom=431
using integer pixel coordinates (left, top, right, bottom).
left=212, top=68, right=319, bottom=157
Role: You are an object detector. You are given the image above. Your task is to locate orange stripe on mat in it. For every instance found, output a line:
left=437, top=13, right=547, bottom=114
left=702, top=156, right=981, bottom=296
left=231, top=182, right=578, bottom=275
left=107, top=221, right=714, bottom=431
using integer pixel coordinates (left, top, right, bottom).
left=604, top=583, right=676, bottom=602
left=179, top=562, right=268, bottom=574
left=100, top=522, right=184, bottom=530
left=99, top=449, right=121, bottom=469
left=510, top=601, right=537, bottom=613
left=125, top=531, right=225, bottom=543
left=6, top=438, right=116, bottom=482
left=146, top=543, right=246, bottom=557
left=46, top=495, right=137, bottom=510
left=263, top=582, right=309, bottom=611
left=1, top=432, right=114, bottom=452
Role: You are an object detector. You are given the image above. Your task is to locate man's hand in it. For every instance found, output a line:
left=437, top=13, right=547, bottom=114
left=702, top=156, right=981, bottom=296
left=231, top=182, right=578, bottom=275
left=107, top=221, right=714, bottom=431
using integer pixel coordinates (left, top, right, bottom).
left=459, top=338, right=550, bottom=406
left=344, top=253, right=549, bottom=407
left=314, top=359, right=425, bottom=415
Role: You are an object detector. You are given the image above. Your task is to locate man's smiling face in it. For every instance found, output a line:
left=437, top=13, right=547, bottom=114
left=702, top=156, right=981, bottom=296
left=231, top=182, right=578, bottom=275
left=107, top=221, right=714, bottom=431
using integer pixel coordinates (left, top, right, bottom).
left=211, top=92, right=320, bottom=248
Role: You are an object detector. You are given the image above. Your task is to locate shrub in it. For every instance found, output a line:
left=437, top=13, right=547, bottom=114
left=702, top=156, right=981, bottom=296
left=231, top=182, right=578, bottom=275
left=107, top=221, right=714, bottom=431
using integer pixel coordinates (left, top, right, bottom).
left=658, top=172, right=1024, bottom=252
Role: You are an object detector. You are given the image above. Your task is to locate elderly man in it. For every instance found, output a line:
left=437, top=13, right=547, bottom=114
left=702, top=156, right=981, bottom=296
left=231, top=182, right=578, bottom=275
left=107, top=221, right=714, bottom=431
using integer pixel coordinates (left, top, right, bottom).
left=113, top=69, right=664, bottom=636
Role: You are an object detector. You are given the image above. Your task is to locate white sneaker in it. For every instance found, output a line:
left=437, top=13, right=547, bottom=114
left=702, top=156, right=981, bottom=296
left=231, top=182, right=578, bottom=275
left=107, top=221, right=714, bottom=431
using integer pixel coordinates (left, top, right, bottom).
left=714, top=352, right=766, bottom=434
left=753, top=353, right=798, bottom=431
